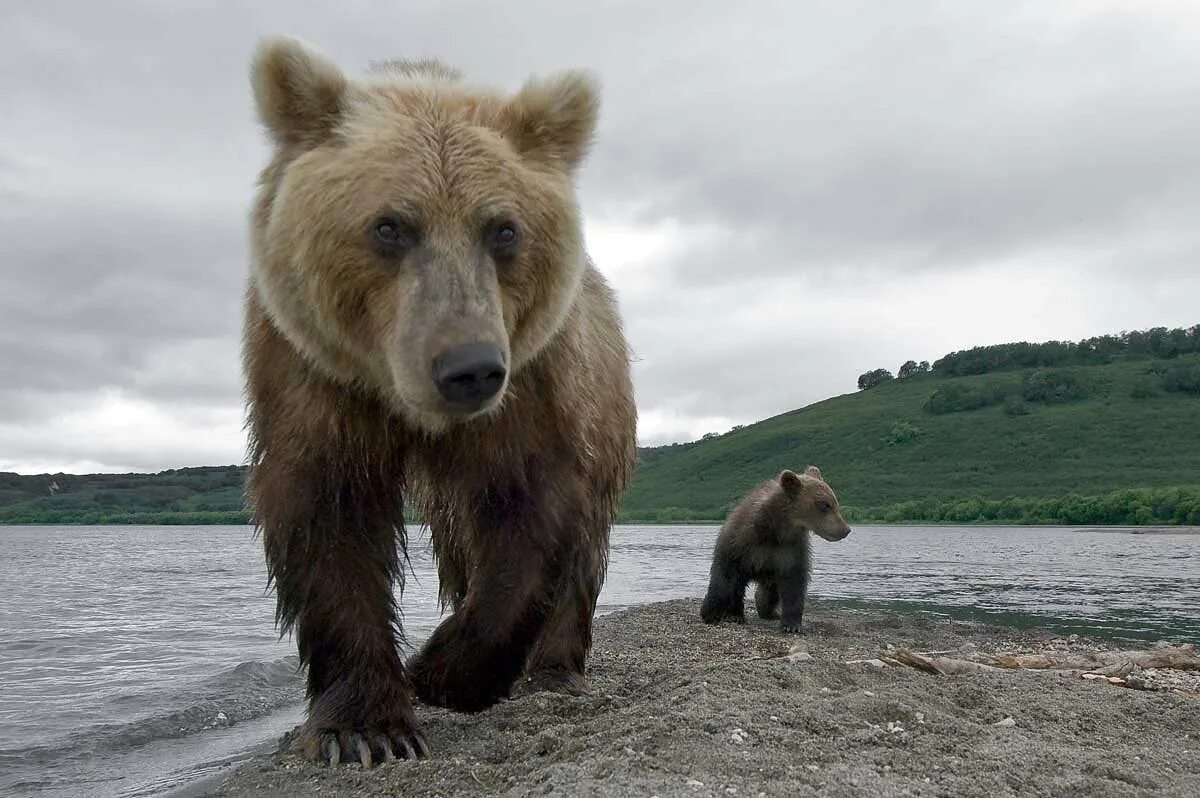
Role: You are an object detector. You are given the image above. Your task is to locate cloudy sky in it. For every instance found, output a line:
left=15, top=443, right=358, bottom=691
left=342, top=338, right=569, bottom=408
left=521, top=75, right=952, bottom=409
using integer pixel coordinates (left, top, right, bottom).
left=2, top=0, right=1199, bottom=473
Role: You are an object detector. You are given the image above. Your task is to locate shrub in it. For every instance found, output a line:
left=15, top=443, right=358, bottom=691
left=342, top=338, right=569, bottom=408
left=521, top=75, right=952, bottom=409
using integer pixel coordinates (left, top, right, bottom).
left=1021, top=369, right=1089, bottom=404
left=1002, top=395, right=1030, bottom=416
left=1162, top=363, right=1200, bottom=395
left=885, top=420, right=924, bottom=445
left=857, top=368, right=895, bottom=390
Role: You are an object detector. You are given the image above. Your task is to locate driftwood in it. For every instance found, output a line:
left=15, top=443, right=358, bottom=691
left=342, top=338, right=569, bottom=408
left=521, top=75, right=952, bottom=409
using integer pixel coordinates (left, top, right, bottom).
left=847, top=644, right=1200, bottom=699
left=984, top=645, right=1199, bottom=677
left=885, top=649, right=1005, bottom=675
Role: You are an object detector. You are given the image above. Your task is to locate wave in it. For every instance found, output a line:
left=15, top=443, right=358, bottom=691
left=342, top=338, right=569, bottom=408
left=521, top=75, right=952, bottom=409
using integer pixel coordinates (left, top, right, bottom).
left=0, top=656, right=303, bottom=779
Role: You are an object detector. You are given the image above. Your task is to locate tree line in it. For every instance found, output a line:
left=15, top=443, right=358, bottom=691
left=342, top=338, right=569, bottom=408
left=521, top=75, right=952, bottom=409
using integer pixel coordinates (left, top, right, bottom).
left=846, top=486, right=1200, bottom=526
left=857, top=324, right=1200, bottom=390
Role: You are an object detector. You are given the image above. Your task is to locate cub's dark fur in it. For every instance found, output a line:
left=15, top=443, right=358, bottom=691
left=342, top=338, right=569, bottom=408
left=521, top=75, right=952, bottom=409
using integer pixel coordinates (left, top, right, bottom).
left=700, top=466, right=851, bottom=633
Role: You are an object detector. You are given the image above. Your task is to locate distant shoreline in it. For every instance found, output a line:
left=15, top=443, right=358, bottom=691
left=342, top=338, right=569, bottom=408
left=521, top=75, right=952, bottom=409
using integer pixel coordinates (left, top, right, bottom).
left=2, top=519, right=1198, bottom=531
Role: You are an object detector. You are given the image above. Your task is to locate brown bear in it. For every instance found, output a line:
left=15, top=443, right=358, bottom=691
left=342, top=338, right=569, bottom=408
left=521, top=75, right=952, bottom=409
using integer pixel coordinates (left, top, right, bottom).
left=242, top=37, right=636, bottom=767
left=700, top=466, right=850, bottom=633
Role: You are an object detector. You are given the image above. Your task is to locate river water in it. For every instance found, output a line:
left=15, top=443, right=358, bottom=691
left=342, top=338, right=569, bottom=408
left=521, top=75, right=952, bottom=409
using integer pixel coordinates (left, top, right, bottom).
left=1, top=523, right=1196, bottom=796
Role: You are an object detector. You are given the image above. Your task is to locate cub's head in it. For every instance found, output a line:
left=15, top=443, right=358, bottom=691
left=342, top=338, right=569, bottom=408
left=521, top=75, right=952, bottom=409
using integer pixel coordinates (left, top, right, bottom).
left=779, top=466, right=852, bottom=541
left=248, top=37, right=598, bottom=430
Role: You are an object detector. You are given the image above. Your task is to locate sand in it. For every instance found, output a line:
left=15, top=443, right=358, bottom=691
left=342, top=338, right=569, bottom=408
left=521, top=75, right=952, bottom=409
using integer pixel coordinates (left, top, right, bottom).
left=214, top=599, right=1200, bottom=797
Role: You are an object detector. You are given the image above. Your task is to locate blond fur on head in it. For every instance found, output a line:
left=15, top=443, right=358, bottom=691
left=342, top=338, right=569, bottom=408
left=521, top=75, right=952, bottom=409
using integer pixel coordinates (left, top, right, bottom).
left=247, top=36, right=604, bottom=430
left=251, top=36, right=347, bottom=146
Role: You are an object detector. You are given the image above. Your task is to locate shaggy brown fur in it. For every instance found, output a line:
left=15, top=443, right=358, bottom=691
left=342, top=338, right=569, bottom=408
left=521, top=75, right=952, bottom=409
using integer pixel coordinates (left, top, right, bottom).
left=700, top=467, right=850, bottom=633
left=243, top=37, right=635, bottom=767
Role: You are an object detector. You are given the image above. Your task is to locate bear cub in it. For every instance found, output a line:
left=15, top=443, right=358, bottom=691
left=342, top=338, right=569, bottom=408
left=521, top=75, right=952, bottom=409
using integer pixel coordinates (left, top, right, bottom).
left=700, top=466, right=851, bottom=633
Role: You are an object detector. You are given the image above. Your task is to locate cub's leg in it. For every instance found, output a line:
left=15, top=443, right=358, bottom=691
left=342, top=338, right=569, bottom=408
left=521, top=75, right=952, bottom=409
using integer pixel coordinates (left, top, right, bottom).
left=777, top=566, right=811, bottom=633
left=754, top=580, right=780, bottom=620
left=701, top=554, right=748, bottom=624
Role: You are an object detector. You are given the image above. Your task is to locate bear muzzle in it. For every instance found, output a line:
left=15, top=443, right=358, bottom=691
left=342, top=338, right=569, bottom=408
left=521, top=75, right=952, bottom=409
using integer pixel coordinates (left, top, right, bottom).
left=431, top=342, right=508, bottom=412
left=814, top=525, right=852, bottom=542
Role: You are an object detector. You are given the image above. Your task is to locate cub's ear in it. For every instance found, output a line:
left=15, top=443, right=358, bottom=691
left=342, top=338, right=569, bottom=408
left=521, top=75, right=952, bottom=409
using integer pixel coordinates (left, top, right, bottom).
left=251, top=36, right=347, bottom=146
left=804, top=465, right=823, bottom=480
left=505, top=70, right=599, bottom=172
left=779, top=470, right=803, bottom=492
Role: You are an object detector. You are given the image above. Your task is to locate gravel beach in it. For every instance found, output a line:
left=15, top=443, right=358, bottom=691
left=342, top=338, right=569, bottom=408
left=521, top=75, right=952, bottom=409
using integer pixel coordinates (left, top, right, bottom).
left=214, top=599, right=1200, bottom=797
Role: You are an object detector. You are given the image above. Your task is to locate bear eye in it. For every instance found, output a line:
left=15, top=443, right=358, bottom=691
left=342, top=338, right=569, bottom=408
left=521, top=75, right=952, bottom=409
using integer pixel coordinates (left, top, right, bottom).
left=370, top=217, right=418, bottom=254
left=817, top=501, right=832, bottom=513
left=486, top=221, right=521, bottom=258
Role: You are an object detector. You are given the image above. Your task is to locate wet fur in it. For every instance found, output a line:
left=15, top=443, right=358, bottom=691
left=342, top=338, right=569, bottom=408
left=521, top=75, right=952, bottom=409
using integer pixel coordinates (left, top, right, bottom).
left=244, top=37, right=635, bottom=764
left=700, top=469, right=850, bottom=633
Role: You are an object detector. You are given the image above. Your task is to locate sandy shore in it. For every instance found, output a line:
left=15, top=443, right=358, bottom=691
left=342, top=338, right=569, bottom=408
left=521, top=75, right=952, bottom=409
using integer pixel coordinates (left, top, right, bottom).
left=214, top=599, right=1199, bottom=797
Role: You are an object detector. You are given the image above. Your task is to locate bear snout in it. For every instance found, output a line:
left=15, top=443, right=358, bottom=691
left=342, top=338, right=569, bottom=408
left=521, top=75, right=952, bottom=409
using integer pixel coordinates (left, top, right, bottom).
left=431, top=342, right=508, bottom=411
left=815, top=525, right=852, bottom=542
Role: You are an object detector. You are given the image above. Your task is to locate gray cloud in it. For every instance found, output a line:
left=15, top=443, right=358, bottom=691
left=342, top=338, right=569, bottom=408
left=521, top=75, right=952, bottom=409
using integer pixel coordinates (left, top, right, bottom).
left=1, top=0, right=1198, bottom=470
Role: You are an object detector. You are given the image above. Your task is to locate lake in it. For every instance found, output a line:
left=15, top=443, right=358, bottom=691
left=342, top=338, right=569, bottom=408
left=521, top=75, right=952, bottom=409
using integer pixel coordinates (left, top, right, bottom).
left=1, top=523, right=1196, bottom=797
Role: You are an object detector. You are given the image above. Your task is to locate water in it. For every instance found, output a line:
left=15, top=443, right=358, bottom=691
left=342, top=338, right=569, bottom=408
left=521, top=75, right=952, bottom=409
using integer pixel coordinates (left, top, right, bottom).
left=0, top=523, right=1196, bottom=796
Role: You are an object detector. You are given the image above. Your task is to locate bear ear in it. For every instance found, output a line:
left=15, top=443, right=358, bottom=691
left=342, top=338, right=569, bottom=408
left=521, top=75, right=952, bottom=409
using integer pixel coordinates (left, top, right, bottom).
left=251, top=36, right=347, bottom=146
left=804, top=465, right=823, bottom=480
left=779, top=470, right=803, bottom=492
left=505, top=70, right=599, bottom=172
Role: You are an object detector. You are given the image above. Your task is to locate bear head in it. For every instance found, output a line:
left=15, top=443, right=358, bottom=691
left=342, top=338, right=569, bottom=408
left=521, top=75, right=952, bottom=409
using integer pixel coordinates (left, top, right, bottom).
left=778, top=465, right=852, bottom=541
left=248, top=37, right=599, bottom=432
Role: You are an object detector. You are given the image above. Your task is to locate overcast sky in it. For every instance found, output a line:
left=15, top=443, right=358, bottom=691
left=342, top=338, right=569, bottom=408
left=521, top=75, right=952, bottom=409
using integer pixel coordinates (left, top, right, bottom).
left=2, top=0, right=1199, bottom=474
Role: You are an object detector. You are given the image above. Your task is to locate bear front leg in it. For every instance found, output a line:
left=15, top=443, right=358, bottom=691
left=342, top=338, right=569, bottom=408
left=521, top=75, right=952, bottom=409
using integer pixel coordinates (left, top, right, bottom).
left=754, top=580, right=780, bottom=620
left=700, top=557, right=747, bottom=625
left=254, top=459, right=427, bottom=765
left=777, top=566, right=811, bottom=633
left=409, top=521, right=572, bottom=711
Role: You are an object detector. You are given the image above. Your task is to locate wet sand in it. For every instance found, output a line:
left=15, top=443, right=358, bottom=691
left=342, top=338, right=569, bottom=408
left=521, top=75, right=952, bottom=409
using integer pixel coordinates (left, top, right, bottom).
left=214, top=599, right=1200, bottom=797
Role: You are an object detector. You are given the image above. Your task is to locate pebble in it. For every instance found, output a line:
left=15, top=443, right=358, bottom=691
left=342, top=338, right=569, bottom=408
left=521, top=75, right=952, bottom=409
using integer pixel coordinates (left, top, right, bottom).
left=863, top=690, right=876, bottom=697
left=805, top=765, right=819, bottom=772
left=687, top=779, right=704, bottom=788
left=994, top=717, right=1017, bottom=727
left=787, top=651, right=814, bottom=663
left=769, top=715, right=779, bottom=721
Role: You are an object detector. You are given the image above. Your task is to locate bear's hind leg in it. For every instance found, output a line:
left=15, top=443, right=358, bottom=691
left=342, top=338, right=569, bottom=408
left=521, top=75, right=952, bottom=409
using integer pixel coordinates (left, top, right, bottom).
left=516, top=537, right=609, bottom=697
left=701, top=558, right=748, bottom=624
left=408, top=475, right=584, bottom=712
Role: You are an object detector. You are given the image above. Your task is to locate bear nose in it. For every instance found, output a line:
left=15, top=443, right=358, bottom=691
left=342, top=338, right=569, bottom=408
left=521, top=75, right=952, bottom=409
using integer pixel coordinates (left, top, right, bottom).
left=432, top=342, right=507, bottom=410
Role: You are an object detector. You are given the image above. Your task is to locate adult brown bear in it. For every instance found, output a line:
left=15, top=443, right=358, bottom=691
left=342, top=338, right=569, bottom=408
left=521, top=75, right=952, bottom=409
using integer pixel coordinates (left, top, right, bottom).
left=243, top=37, right=636, bottom=766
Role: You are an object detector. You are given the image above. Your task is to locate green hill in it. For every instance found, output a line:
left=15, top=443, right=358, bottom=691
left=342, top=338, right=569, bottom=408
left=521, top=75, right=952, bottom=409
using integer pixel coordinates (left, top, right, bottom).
left=0, top=466, right=250, bottom=525
left=621, top=356, right=1200, bottom=524
left=2, top=325, right=1198, bottom=526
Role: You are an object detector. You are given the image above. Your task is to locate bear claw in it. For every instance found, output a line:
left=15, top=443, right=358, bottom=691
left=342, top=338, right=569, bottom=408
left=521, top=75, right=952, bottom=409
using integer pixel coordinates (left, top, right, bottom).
left=312, top=727, right=428, bottom=767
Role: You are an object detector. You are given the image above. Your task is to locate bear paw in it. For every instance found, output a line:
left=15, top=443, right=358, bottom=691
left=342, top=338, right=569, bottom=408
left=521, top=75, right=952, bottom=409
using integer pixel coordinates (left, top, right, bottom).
left=294, top=675, right=428, bottom=766
left=295, top=723, right=430, bottom=767
left=511, top=667, right=591, bottom=698
left=409, top=635, right=518, bottom=712
left=779, top=621, right=804, bottom=634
